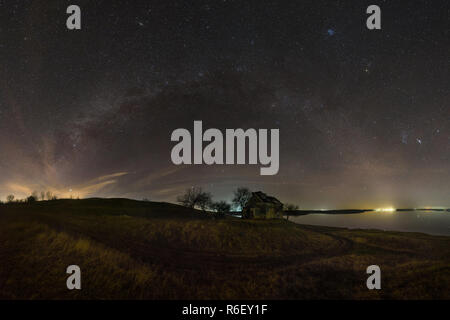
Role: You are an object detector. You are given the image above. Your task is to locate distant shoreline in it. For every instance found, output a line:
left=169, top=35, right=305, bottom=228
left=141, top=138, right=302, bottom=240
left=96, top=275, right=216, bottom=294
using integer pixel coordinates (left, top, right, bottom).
left=228, top=208, right=450, bottom=218
left=283, top=208, right=450, bottom=216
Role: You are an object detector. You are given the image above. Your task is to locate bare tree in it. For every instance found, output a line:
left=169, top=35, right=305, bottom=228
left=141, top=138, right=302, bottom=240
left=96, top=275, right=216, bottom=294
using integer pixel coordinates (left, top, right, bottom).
left=177, top=187, right=212, bottom=211
left=232, top=187, right=252, bottom=211
left=198, top=196, right=212, bottom=211
left=27, top=192, right=38, bottom=203
left=40, top=191, right=46, bottom=201
left=283, top=203, right=299, bottom=221
left=211, top=201, right=231, bottom=214
left=6, top=194, right=15, bottom=203
left=45, top=191, right=53, bottom=200
left=284, top=203, right=299, bottom=211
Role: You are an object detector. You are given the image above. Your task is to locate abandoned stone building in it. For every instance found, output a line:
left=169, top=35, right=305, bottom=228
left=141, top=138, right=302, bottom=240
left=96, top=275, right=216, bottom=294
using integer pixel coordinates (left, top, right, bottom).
left=242, top=191, right=283, bottom=219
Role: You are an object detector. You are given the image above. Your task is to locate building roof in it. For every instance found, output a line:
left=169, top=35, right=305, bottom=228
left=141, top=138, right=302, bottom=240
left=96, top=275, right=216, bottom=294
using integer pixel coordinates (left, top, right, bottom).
left=250, top=191, right=283, bottom=205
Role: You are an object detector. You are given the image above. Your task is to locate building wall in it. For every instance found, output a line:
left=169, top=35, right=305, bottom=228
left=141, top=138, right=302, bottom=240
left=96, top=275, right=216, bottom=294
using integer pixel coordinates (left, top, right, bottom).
left=243, top=201, right=283, bottom=219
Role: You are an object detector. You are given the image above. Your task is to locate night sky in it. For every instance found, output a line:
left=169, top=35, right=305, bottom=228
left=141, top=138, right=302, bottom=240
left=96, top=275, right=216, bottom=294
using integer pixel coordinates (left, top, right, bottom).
left=1, top=0, right=449, bottom=208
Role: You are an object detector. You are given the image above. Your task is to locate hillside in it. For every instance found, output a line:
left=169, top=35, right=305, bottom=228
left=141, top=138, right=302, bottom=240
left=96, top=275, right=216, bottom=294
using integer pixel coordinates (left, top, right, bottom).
left=0, top=199, right=449, bottom=299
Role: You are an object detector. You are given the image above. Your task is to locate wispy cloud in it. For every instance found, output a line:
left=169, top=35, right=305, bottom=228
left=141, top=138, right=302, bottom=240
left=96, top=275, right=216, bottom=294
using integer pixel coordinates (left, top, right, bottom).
left=0, top=172, right=130, bottom=200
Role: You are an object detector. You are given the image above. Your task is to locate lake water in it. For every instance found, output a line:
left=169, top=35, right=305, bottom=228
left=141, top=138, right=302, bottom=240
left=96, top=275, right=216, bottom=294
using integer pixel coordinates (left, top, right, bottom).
left=290, top=210, right=450, bottom=236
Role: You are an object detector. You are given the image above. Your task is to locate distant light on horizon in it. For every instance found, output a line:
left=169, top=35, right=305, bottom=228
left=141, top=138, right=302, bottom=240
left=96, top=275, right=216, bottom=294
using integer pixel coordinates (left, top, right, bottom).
left=375, top=207, right=396, bottom=213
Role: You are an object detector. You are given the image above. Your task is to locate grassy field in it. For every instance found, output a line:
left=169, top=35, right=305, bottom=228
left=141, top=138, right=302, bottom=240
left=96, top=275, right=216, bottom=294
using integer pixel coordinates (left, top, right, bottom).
left=0, top=199, right=449, bottom=299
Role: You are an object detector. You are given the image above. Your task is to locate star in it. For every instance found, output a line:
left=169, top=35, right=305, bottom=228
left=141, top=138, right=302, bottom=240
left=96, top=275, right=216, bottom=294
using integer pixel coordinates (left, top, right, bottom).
left=135, top=17, right=145, bottom=27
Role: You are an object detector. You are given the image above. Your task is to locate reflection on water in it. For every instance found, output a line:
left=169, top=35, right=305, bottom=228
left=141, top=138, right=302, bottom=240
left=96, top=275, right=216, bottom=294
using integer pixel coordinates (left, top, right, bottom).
left=290, top=211, right=450, bottom=236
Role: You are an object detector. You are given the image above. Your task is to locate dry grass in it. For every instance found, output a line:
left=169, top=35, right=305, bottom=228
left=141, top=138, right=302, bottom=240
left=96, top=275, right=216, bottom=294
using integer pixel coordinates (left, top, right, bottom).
left=0, top=199, right=449, bottom=299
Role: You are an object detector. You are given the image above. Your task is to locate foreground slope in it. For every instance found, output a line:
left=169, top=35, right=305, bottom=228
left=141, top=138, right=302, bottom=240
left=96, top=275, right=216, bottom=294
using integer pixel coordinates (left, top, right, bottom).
left=0, top=199, right=449, bottom=299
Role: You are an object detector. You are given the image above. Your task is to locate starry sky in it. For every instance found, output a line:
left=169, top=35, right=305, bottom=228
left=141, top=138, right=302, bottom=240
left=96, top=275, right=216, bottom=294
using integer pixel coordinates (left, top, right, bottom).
left=0, top=0, right=449, bottom=208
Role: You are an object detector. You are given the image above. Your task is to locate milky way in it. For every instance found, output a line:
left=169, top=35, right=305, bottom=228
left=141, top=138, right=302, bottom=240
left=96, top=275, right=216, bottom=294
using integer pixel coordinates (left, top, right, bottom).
left=0, top=1, right=449, bottom=208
